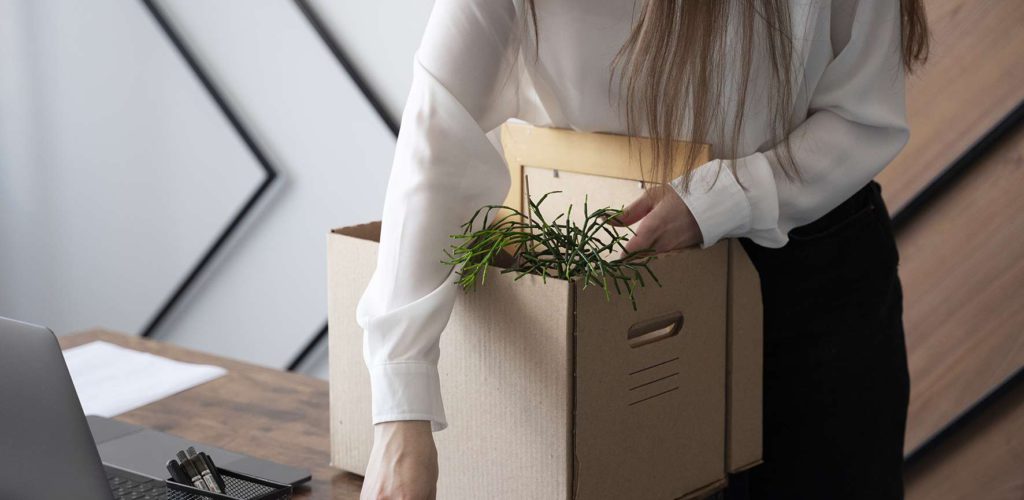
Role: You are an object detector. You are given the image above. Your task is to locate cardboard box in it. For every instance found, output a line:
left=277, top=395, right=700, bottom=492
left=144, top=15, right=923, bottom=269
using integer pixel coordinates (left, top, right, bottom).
left=327, top=124, right=762, bottom=498
left=330, top=223, right=728, bottom=499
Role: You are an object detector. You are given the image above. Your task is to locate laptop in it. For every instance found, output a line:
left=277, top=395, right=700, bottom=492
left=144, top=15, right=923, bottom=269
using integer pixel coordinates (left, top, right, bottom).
left=0, top=316, right=309, bottom=499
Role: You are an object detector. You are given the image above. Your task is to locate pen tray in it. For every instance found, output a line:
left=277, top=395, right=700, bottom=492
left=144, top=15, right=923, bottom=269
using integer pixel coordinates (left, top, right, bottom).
left=166, top=467, right=292, bottom=500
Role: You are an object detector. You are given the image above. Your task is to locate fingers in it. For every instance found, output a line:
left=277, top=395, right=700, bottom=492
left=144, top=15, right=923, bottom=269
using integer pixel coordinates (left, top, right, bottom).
left=621, top=189, right=691, bottom=256
left=612, top=185, right=702, bottom=257
left=622, top=213, right=660, bottom=255
left=607, top=190, right=654, bottom=227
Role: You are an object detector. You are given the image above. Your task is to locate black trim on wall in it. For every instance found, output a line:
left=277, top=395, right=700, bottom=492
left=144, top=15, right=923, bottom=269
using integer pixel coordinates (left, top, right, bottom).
left=139, top=0, right=280, bottom=338
left=893, top=98, right=1024, bottom=230
left=905, top=366, right=1023, bottom=465
left=287, top=0, right=401, bottom=373
left=292, top=0, right=400, bottom=136
left=287, top=323, right=328, bottom=372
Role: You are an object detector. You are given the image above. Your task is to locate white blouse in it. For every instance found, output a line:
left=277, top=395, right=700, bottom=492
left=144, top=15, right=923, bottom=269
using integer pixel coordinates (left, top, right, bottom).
left=356, top=0, right=909, bottom=431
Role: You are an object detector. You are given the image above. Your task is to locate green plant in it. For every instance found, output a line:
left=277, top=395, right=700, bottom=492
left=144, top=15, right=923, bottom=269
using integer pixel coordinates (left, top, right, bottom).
left=442, top=191, right=661, bottom=310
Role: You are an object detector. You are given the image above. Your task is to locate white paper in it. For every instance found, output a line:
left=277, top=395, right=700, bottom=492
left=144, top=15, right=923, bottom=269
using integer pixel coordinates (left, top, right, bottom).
left=62, top=341, right=228, bottom=417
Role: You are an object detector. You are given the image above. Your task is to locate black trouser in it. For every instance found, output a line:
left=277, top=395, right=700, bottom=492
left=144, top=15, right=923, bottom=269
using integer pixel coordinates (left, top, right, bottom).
left=726, top=181, right=910, bottom=499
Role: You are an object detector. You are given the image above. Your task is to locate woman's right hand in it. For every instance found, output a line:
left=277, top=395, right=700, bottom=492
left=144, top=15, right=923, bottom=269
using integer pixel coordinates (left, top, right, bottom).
left=360, top=420, right=439, bottom=500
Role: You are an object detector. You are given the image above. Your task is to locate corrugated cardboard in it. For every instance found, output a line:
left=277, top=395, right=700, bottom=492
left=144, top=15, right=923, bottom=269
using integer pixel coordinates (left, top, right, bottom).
left=327, top=123, right=763, bottom=497
left=329, top=223, right=728, bottom=499
left=726, top=239, right=764, bottom=472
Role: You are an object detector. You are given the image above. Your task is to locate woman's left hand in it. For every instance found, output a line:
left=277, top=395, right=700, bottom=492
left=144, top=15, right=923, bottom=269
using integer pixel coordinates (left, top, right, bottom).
left=610, top=184, right=703, bottom=255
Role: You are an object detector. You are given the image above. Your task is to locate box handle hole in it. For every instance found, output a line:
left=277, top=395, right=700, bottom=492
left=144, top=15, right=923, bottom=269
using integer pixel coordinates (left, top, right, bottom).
left=627, top=311, right=684, bottom=348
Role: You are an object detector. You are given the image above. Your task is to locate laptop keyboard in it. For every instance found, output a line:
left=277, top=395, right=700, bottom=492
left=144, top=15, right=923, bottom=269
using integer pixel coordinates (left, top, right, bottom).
left=105, top=465, right=167, bottom=500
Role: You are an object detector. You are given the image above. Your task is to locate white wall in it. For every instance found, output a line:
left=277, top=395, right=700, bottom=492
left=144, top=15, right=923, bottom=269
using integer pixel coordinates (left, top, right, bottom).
left=146, top=0, right=399, bottom=368
left=307, top=0, right=435, bottom=123
left=0, top=0, right=435, bottom=375
left=0, top=0, right=261, bottom=335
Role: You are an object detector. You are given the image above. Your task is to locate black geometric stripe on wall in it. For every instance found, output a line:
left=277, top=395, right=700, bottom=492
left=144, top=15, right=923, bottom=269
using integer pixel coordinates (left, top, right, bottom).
left=292, top=0, right=400, bottom=136
left=904, top=366, right=1023, bottom=466
left=892, top=98, right=1024, bottom=230
left=287, top=0, right=401, bottom=371
left=139, top=0, right=280, bottom=338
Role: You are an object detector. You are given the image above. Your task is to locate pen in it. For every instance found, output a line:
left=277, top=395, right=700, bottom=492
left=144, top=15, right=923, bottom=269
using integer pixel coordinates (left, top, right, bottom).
left=187, top=446, right=222, bottom=493
left=199, top=452, right=227, bottom=493
left=177, top=450, right=209, bottom=491
left=165, top=459, right=191, bottom=486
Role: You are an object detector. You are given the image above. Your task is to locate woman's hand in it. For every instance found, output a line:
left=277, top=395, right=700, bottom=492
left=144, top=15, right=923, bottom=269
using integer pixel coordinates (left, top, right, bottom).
left=611, top=184, right=703, bottom=255
left=361, top=421, right=439, bottom=500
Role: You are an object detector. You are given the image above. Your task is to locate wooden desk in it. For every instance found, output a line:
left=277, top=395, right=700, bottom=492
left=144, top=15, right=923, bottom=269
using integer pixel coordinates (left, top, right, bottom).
left=59, top=330, right=363, bottom=500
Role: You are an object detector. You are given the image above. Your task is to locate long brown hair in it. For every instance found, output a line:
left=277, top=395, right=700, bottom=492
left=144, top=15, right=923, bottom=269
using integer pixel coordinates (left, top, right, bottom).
left=521, top=0, right=930, bottom=196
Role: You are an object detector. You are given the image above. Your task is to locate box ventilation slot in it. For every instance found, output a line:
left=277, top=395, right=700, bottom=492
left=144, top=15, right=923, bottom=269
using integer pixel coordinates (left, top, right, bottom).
left=628, top=386, right=680, bottom=406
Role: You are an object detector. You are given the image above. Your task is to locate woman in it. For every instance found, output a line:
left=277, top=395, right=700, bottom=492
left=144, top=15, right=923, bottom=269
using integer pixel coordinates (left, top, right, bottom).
left=356, top=0, right=930, bottom=498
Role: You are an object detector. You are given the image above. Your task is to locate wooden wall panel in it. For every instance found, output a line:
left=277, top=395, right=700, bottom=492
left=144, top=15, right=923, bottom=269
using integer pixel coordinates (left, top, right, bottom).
left=896, top=123, right=1024, bottom=453
left=877, top=0, right=1024, bottom=213
left=905, top=380, right=1024, bottom=500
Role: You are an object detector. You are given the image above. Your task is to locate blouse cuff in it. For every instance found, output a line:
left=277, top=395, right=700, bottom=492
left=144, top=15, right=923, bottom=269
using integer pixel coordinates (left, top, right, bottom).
left=671, top=152, right=779, bottom=248
left=672, top=159, right=751, bottom=249
left=368, top=361, right=448, bottom=432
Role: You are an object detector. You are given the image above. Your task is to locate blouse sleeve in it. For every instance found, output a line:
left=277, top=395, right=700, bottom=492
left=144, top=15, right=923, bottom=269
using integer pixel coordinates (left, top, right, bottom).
left=675, top=0, right=910, bottom=249
left=355, top=0, right=523, bottom=432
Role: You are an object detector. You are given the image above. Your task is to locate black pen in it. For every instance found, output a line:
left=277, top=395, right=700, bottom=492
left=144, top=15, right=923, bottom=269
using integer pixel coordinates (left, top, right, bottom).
left=165, top=459, right=191, bottom=486
left=177, top=450, right=209, bottom=491
left=187, top=446, right=222, bottom=493
left=199, top=452, right=227, bottom=493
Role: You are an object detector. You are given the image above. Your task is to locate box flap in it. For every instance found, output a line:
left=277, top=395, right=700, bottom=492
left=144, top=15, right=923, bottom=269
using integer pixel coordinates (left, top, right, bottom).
left=331, top=221, right=382, bottom=242
left=500, top=123, right=709, bottom=215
